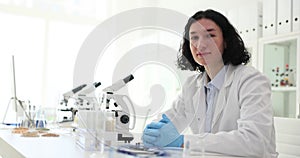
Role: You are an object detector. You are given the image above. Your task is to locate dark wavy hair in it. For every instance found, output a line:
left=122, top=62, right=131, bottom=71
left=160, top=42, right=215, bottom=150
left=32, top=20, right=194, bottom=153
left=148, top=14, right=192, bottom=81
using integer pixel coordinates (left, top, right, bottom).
left=177, top=9, right=250, bottom=72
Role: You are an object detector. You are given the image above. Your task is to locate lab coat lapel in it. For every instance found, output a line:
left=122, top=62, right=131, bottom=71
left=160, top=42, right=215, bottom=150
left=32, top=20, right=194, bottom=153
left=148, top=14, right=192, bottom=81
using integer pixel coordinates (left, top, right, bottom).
left=212, top=65, right=235, bottom=129
left=193, top=86, right=206, bottom=116
left=211, top=87, right=226, bottom=129
left=192, top=76, right=206, bottom=131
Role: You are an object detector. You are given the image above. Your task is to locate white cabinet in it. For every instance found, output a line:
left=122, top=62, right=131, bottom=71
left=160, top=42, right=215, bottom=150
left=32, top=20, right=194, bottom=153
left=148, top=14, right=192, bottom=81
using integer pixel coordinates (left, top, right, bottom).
left=258, top=32, right=300, bottom=118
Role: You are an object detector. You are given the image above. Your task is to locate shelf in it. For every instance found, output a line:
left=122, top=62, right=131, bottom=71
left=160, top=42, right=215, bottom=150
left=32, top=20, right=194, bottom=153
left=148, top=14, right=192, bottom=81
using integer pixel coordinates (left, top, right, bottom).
left=259, top=32, right=300, bottom=118
left=271, top=87, right=297, bottom=92
left=259, top=31, right=300, bottom=44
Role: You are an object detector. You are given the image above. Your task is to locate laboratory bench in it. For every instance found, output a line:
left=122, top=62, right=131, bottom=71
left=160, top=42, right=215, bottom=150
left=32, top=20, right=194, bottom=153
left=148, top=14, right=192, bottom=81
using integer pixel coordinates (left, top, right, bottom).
left=0, top=126, right=241, bottom=158
left=0, top=126, right=129, bottom=158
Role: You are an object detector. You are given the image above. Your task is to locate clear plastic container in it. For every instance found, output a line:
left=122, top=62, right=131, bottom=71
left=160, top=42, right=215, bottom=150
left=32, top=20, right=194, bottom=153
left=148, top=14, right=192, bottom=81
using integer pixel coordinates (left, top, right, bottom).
left=76, top=110, right=106, bottom=152
left=183, top=133, right=208, bottom=157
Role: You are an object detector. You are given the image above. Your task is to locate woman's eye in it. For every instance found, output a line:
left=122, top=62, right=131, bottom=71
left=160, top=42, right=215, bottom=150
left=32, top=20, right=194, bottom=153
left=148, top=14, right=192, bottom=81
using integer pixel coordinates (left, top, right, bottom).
left=190, top=36, right=199, bottom=40
left=206, top=34, right=215, bottom=38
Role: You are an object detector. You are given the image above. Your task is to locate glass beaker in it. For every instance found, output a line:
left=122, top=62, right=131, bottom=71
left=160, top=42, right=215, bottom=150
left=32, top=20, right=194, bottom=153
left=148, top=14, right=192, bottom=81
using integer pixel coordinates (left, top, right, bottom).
left=43, top=107, right=58, bottom=129
left=35, top=109, right=47, bottom=128
left=183, top=133, right=208, bottom=157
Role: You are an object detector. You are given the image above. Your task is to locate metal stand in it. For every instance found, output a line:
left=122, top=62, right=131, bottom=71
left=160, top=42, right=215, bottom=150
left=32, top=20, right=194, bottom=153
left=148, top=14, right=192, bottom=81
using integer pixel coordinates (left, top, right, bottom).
left=2, top=97, right=34, bottom=127
left=2, top=97, right=23, bottom=125
left=1, top=55, right=33, bottom=127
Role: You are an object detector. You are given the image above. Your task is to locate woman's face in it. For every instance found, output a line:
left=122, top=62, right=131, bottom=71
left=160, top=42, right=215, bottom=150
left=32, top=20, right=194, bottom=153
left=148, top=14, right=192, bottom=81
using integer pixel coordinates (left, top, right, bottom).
left=189, top=18, right=225, bottom=67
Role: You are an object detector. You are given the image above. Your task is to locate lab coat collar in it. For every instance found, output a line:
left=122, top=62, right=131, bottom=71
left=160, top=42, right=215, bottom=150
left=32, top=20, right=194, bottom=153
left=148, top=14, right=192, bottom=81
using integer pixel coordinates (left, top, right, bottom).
left=223, top=64, right=236, bottom=88
left=206, top=65, right=227, bottom=91
left=196, top=64, right=233, bottom=88
left=195, top=64, right=237, bottom=91
left=195, top=72, right=206, bottom=88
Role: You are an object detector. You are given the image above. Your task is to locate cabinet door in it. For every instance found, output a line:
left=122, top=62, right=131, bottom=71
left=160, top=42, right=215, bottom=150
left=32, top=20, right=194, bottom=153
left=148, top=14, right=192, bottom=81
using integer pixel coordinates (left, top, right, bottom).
left=259, top=33, right=300, bottom=118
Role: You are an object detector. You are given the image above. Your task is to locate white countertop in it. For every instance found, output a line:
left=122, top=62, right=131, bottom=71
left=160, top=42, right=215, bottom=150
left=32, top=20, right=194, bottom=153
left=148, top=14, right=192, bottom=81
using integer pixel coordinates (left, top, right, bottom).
left=0, top=127, right=242, bottom=158
left=0, top=127, right=133, bottom=158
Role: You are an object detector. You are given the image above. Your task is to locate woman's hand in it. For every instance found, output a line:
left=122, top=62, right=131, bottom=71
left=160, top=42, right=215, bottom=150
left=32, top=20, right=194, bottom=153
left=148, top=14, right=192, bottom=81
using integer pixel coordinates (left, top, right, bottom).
left=142, top=114, right=183, bottom=147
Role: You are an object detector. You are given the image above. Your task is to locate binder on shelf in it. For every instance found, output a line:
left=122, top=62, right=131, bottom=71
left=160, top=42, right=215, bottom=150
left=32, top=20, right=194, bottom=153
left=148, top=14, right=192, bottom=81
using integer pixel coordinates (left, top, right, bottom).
left=248, top=2, right=262, bottom=41
left=263, top=0, right=277, bottom=37
left=236, top=2, right=262, bottom=42
left=277, top=0, right=292, bottom=34
left=292, top=0, right=300, bottom=32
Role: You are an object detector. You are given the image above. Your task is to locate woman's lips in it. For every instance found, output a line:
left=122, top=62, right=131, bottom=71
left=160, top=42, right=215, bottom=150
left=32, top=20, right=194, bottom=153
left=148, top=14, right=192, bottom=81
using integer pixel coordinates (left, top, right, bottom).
left=196, top=52, right=210, bottom=56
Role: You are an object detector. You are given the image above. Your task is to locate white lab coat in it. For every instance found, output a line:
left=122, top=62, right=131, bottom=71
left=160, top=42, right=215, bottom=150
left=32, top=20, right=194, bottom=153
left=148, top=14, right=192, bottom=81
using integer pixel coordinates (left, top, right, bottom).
left=165, top=64, right=278, bottom=157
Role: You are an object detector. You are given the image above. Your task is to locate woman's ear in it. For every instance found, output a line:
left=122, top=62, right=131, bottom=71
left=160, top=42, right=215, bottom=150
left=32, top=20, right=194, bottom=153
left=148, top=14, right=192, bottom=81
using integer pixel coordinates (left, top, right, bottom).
left=223, top=42, right=227, bottom=49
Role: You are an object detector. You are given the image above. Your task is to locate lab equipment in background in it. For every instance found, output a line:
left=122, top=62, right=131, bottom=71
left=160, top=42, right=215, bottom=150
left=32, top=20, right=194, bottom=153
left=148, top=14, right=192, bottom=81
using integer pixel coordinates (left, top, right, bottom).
left=57, top=84, right=86, bottom=122
left=103, top=74, right=134, bottom=92
left=100, top=74, right=136, bottom=144
left=20, top=101, right=36, bottom=128
left=2, top=99, right=30, bottom=126
left=99, top=91, right=136, bottom=144
left=78, top=82, right=101, bottom=96
left=35, top=109, right=47, bottom=128
left=2, top=55, right=23, bottom=125
left=60, top=84, right=87, bottom=106
left=76, top=109, right=106, bottom=151
left=117, top=144, right=168, bottom=157
left=76, top=82, right=101, bottom=110
left=56, top=107, right=76, bottom=123
left=40, top=107, right=58, bottom=129
left=271, top=64, right=296, bottom=87
left=74, top=74, right=137, bottom=151
left=57, top=82, right=100, bottom=122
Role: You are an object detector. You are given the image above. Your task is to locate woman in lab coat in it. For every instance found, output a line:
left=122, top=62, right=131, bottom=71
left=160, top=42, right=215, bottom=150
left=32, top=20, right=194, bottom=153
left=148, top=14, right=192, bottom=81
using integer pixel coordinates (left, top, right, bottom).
left=142, top=9, right=278, bottom=157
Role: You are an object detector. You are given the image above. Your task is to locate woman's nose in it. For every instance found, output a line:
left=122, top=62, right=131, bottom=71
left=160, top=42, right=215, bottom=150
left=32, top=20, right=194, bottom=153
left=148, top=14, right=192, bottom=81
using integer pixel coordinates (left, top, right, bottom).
left=196, top=38, right=207, bottom=50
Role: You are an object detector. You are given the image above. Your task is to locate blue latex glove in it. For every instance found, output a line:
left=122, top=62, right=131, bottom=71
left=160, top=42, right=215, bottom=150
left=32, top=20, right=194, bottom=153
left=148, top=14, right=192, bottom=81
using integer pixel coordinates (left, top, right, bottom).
left=142, top=117, right=168, bottom=147
left=142, top=114, right=184, bottom=147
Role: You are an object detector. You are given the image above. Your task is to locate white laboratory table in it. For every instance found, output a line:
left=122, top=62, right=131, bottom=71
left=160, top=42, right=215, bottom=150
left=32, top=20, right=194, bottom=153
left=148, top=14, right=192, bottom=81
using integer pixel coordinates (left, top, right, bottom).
left=0, top=128, right=126, bottom=158
left=0, top=127, right=241, bottom=158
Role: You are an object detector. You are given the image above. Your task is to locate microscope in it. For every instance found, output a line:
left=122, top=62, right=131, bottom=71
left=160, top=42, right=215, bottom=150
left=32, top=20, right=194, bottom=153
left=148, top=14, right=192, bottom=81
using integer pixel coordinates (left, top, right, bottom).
left=60, top=75, right=136, bottom=150
left=58, top=82, right=101, bottom=122
left=100, top=74, right=136, bottom=144
left=75, top=82, right=101, bottom=110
